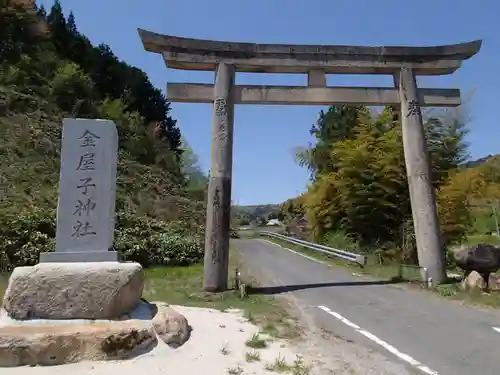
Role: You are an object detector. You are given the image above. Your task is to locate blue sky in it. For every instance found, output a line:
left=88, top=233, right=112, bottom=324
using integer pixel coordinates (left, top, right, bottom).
left=38, top=0, right=499, bottom=205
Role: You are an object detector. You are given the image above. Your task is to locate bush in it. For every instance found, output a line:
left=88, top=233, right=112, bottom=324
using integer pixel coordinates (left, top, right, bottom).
left=0, top=209, right=204, bottom=272
left=322, top=230, right=359, bottom=252
left=114, top=211, right=203, bottom=267
left=0, top=207, right=56, bottom=272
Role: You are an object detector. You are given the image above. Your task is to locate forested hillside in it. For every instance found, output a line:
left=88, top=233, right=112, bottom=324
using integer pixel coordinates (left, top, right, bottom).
left=0, top=0, right=207, bottom=271
left=461, top=154, right=498, bottom=169
left=285, top=105, right=500, bottom=264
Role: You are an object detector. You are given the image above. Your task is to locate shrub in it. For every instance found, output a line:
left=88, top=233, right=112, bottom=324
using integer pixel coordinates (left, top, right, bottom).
left=322, top=230, right=359, bottom=252
left=0, top=209, right=204, bottom=272
left=0, top=207, right=56, bottom=272
left=113, top=211, right=203, bottom=267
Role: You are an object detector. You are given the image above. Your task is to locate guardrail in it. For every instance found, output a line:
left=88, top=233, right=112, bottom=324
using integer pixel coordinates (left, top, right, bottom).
left=259, top=231, right=367, bottom=266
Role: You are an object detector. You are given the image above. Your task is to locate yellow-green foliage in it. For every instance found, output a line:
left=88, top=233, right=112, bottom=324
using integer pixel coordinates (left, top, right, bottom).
left=299, top=105, right=471, bottom=255
left=303, top=111, right=409, bottom=244
left=279, top=196, right=305, bottom=221
left=437, top=156, right=500, bottom=244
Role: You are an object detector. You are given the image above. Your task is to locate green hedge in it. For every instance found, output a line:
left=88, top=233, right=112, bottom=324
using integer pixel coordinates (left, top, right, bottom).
left=113, top=211, right=203, bottom=267
left=0, top=208, right=204, bottom=272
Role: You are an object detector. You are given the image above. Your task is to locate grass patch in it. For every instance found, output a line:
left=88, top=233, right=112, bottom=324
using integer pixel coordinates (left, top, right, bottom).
left=0, top=274, right=8, bottom=301
left=245, top=333, right=268, bottom=349
left=264, top=354, right=312, bottom=374
left=433, top=282, right=500, bottom=308
left=265, top=355, right=291, bottom=373
left=290, top=355, right=313, bottom=375
left=465, top=234, right=500, bottom=246
left=227, top=365, right=244, bottom=375
left=144, top=249, right=299, bottom=339
left=220, top=342, right=230, bottom=355
left=245, top=350, right=261, bottom=362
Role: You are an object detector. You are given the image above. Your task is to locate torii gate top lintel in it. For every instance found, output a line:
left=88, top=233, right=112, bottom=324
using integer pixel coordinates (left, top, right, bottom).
left=138, top=28, right=481, bottom=75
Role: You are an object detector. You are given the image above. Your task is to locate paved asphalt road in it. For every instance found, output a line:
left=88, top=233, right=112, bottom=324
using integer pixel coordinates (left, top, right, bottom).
left=234, top=238, right=500, bottom=375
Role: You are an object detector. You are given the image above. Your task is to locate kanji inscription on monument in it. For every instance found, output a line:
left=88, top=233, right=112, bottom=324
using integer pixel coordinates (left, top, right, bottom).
left=40, top=118, right=119, bottom=263
left=406, top=99, right=420, bottom=118
left=214, top=98, right=228, bottom=116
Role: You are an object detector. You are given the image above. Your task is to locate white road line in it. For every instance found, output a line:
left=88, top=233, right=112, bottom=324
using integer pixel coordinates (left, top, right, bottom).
left=258, top=239, right=330, bottom=266
left=493, top=327, right=500, bottom=334
left=318, top=305, right=439, bottom=375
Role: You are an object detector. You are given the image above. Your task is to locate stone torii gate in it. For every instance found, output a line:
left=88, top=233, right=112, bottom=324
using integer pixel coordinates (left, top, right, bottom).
left=138, top=28, right=481, bottom=291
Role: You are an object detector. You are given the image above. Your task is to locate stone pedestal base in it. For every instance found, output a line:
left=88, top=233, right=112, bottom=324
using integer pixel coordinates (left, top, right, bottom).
left=39, top=250, right=120, bottom=263
left=0, top=302, right=191, bottom=367
left=0, top=319, right=156, bottom=367
left=2, top=262, right=144, bottom=320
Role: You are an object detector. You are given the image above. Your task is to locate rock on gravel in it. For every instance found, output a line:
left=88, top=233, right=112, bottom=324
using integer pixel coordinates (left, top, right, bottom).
left=461, top=270, right=487, bottom=291
left=152, top=303, right=191, bottom=348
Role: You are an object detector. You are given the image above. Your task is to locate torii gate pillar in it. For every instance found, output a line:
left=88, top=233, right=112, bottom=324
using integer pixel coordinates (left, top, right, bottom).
left=204, top=63, right=235, bottom=292
left=398, top=66, right=446, bottom=284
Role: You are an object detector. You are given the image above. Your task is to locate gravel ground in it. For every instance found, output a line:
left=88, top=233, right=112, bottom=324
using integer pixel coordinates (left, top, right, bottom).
left=3, top=305, right=416, bottom=375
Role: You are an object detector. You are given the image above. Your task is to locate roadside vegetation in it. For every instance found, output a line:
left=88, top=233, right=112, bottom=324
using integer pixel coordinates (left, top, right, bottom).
left=143, top=249, right=301, bottom=340
left=265, top=104, right=499, bottom=307
left=276, top=104, right=499, bottom=269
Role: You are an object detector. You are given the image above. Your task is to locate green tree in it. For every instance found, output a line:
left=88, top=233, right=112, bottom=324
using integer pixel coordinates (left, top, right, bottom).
left=295, top=105, right=368, bottom=179
left=45, top=0, right=182, bottom=158
left=437, top=155, right=500, bottom=244
left=50, top=61, right=96, bottom=116
left=300, top=105, right=468, bottom=252
left=1, top=0, right=48, bottom=64
left=180, top=137, right=208, bottom=201
left=424, top=108, right=469, bottom=186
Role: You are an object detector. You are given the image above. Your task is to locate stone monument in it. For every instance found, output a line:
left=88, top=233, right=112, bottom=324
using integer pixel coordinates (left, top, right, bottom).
left=0, top=118, right=191, bottom=367
left=40, top=118, right=119, bottom=262
left=138, top=29, right=481, bottom=289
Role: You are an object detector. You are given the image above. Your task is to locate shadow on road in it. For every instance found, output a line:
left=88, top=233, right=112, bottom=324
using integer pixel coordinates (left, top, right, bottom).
left=247, top=277, right=405, bottom=295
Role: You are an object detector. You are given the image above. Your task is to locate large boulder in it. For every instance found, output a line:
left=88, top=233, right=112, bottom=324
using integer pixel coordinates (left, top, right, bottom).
left=151, top=303, right=191, bottom=348
left=460, top=271, right=487, bottom=291
left=0, top=319, right=156, bottom=367
left=452, top=243, right=500, bottom=278
left=488, top=274, right=500, bottom=291
left=2, top=262, right=144, bottom=320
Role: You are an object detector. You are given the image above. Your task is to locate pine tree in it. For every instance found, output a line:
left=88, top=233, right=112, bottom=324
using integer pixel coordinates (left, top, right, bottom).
left=67, top=11, right=77, bottom=34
